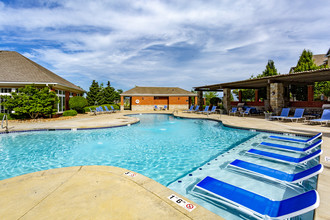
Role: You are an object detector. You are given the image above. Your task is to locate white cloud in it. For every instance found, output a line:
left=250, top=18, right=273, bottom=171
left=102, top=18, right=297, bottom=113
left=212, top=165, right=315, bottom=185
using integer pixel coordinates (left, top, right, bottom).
left=0, top=0, right=330, bottom=91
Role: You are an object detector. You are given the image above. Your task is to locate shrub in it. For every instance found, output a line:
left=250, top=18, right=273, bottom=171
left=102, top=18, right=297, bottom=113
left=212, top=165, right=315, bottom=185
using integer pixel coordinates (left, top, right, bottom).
left=62, top=110, right=78, bottom=117
left=69, top=96, right=88, bottom=113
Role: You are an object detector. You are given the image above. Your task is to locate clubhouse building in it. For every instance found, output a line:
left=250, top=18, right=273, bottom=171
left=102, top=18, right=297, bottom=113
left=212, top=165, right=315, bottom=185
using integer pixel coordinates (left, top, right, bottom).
left=0, top=51, right=85, bottom=113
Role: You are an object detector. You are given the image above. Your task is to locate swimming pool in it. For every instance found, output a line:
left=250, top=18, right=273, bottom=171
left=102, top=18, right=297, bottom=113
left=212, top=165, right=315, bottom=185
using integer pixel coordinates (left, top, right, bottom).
left=0, top=114, right=320, bottom=219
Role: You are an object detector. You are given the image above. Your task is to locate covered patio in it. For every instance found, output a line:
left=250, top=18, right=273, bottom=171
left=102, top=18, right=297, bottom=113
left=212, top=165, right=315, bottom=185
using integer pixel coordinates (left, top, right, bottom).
left=194, top=68, right=330, bottom=115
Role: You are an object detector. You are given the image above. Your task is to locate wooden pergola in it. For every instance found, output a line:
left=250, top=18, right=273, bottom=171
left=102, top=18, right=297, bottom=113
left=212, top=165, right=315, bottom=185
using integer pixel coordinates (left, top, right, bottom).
left=194, top=68, right=330, bottom=114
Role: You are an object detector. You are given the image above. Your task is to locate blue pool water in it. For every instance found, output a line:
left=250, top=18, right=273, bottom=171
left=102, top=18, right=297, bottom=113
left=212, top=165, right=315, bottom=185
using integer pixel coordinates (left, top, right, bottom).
left=0, top=114, right=254, bottom=185
left=0, top=114, right=319, bottom=219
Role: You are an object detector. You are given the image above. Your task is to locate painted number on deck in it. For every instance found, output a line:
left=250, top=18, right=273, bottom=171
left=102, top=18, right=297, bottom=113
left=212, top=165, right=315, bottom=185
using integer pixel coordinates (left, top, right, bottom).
left=124, top=171, right=137, bottom=177
left=168, top=194, right=196, bottom=212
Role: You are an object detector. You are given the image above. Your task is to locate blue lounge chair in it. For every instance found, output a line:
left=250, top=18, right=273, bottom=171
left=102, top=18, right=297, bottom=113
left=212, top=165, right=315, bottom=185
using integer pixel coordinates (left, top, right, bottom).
left=183, top=105, right=194, bottom=113
left=89, top=108, right=97, bottom=115
left=197, top=106, right=209, bottom=114
left=98, top=106, right=105, bottom=113
left=110, top=105, right=119, bottom=112
left=240, top=107, right=251, bottom=117
left=260, top=139, right=322, bottom=153
left=104, top=106, right=113, bottom=113
left=247, top=148, right=322, bottom=164
left=269, top=132, right=322, bottom=144
left=208, top=106, right=217, bottom=114
left=307, top=109, right=330, bottom=125
left=269, top=108, right=290, bottom=120
left=229, top=107, right=238, bottom=116
left=229, top=159, right=323, bottom=184
left=281, top=108, right=305, bottom=122
left=191, top=105, right=200, bottom=113
left=154, top=105, right=159, bottom=111
left=192, top=176, right=319, bottom=219
left=162, top=105, right=167, bottom=110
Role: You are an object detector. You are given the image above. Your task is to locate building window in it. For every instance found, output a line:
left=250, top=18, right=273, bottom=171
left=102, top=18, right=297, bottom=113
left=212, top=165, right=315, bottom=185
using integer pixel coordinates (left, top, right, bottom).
left=56, top=90, right=65, bottom=112
left=0, top=88, right=16, bottom=113
left=69, top=92, right=73, bottom=98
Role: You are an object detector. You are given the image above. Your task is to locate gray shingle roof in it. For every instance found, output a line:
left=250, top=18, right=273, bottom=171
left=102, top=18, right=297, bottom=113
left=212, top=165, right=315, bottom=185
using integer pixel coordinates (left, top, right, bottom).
left=0, top=51, right=84, bottom=92
left=121, top=86, right=196, bottom=96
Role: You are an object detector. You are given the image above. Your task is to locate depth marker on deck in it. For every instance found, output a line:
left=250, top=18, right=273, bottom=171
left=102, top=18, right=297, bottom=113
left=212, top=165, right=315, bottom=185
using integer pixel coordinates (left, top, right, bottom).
left=168, top=194, right=196, bottom=212
left=124, top=171, right=137, bottom=177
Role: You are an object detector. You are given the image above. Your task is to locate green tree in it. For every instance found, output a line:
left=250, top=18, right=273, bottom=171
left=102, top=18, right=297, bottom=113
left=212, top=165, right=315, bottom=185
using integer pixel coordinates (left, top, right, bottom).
left=293, top=49, right=318, bottom=73
left=258, top=60, right=279, bottom=78
left=1, top=85, right=58, bottom=119
left=86, top=80, right=102, bottom=106
left=204, top=92, right=218, bottom=105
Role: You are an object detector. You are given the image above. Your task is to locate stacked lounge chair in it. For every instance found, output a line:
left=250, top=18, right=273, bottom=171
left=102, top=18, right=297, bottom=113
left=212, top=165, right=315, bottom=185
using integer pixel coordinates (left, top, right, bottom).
left=190, top=130, right=323, bottom=219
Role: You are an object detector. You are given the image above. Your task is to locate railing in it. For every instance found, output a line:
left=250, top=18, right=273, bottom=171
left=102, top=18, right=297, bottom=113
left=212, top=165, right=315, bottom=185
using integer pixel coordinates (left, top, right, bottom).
left=1, top=114, right=9, bottom=133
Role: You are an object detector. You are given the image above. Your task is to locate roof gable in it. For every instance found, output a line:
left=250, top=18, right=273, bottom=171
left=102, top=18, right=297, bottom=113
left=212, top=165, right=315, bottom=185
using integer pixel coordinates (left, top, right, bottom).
left=0, top=51, right=84, bottom=92
left=121, top=86, right=196, bottom=96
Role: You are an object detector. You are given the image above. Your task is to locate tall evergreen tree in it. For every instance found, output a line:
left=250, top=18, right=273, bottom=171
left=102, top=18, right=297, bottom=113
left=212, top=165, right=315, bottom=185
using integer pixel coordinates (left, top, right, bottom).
left=259, top=60, right=278, bottom=77
left=102, top=81, right=117, bottom=104
left=293, top=49, right=318, bottom=73
left=86, top=80, right=102, bottom=106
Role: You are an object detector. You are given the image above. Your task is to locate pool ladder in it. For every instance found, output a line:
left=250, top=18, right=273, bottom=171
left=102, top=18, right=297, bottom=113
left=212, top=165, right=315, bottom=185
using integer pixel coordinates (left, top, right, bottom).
left=1, top=114, right=9, bottom=133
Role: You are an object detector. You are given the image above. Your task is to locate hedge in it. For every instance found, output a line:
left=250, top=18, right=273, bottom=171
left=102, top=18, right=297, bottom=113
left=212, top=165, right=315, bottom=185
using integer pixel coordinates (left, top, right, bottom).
left=62, top=110, right=78, bottom=117
left=84, top=104, right=120, bottom=112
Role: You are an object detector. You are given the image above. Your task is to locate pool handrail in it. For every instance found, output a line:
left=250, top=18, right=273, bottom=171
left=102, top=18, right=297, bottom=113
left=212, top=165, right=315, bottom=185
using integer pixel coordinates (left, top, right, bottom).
left=228, top=159, right=323, bottom=184
left=260, top=139, right=322, bottom=153
left=247, top=148, right=323, bottom=164
left=192, top=176, right=319, bottom=220
left=269, top=132, right=322, bottom=144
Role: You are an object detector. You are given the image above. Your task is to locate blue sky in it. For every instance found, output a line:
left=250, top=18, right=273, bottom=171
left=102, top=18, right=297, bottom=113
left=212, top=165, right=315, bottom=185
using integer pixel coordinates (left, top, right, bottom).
left=0, top=0, right=329, bottom=92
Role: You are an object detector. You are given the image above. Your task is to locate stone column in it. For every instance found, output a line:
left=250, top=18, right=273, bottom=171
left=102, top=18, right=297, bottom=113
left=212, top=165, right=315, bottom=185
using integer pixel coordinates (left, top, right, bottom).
left=264, top=84, right=271, bottom=111
left=223, top=88, right=231, bottom=113
left=270, top=83, right=285, bottom=115
left=197, top=91, right=203, bottom=110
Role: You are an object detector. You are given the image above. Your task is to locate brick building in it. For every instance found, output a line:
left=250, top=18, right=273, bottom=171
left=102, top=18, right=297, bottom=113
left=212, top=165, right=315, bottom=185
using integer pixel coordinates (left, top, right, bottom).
left=120, top=86, right=197, bottom=111
left=0, top=51, right=85, bottom=113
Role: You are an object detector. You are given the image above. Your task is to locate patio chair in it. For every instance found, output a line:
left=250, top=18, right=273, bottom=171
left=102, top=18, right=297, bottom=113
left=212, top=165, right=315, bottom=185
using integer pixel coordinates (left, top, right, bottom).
left=229, top=107, right=238, bottom=116
left=240, top=107, right=251, bottom=117
left=281, top=108, right=305, bottom=122
left=192, top=105, right=200, bottom=113
left=269, top=132, right=322, bottom=144
left=162, top=105, right=167, bottom=110
left=269, top=108, right=290, bottom=120
left=260, top=139, right=322, bottom=153
left=104, top=106, right=113, bottom=113
left=89, top=108, right=97, bottom=115
left=110, top=105, right=119, bottom=113
left=154, top=105, right=159, bottom=111
left=183, top=105, right=194, bottom=113
left=191, top=176, right=319, bottom=220
left=306, top=109, right=330, bottom=125
left=228, top=159, right=323, bottom=184
left=246, top=148, right=322, bottom=165
left=197, top=106, right=209, bottom=114
left=208, top=106, right=217, bottom=114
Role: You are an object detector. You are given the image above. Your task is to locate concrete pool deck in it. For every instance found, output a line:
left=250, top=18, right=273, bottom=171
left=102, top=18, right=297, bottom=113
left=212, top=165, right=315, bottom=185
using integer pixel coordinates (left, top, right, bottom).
left=0, top=111, right=329, bottom=219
